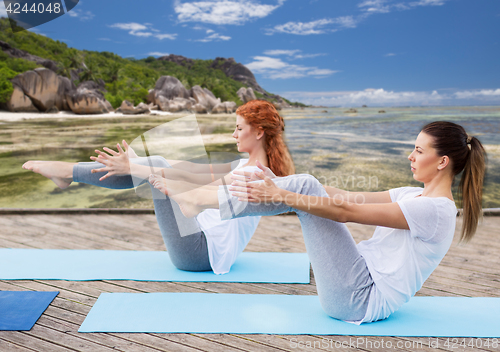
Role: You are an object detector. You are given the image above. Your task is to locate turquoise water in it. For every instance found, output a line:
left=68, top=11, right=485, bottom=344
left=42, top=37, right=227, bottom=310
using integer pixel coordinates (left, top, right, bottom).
left=281, top=106, right=500, bottom=207
left=1, top=106, right=499, bottom=208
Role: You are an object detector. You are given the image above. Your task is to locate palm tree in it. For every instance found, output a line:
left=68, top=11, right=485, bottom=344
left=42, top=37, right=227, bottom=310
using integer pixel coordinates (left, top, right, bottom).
left=79, top=59, right=101, bottom=83
left=105, top=61, right=122, bottom=83
left=57, top=49, right=83, bottom=80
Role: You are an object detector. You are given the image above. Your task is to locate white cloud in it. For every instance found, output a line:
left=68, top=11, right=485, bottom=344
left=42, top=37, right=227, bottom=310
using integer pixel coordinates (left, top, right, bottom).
left=109, top=22, right=148, bottom=32
left=98, top=38, right=111, bottom=41
left=334, top=15, right=358, bottom=28
left=245, top=56, right=337, bottom=79
left=358, top=0, right=391, bottom=13
left=174, top=0, right=285, bottom=25
left=263, top=49, right=301, bottom=56
left=195, top=32, right=231, bottom=42
left=148, top=52, right=170, bottom=57
left=263, top=49, right=326, bottom=60
left=296, top=53, right=327, bottom=59
left=280, top=88, right=500, bottom=106
left=267, top=15, right=360, bottom=35
left=109, top=22, right=177, bottom=40
left=385, top=53, right=396, bottom=57
left=67, top=9, right=95, bottom=21
left=454, top=89, right=500, bottom=99
left=133, top=32, right=154, bottom=37
left=267, top=18, right=335, bottom=35
left=359, top=0, right=449, bottom=14
left=409, top=0, right=447, bottom=6
left=156, top=33, right=177, bottom=40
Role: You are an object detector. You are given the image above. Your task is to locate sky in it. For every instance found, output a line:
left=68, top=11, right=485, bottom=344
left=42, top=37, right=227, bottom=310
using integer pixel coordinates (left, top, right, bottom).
left=1, top=0, right=499, bottom=106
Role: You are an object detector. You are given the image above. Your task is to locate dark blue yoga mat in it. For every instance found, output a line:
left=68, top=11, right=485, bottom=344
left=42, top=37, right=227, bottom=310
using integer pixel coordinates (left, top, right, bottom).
left=79, top=293, right=500, bottom=337
left=0, top=249, right=309, bottom=283
left=0, top=291, right=58, bottom=331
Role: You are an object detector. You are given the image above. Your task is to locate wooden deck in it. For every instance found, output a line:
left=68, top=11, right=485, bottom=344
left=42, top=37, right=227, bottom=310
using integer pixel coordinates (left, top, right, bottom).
left=0, top=212, right=499, bottom=352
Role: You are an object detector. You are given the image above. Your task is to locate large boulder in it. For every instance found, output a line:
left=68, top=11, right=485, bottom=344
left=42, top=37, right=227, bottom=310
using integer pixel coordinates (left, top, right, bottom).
left=225, top=101, right=237, bottom=113
left=237, top=87, right=256, bottom=104
left=211, top=101, right=237, bottom=114
left=118, top=100, right=150, bottom=115
left=65, top=85, right=111, bottom=115
left=5, top=68, right=75, bottom=112
left=172, top=97, right=193, bottom=111
left=57, top=76, right=75, bottom=111
left=11, top=68, right=61, bottom=111
left=156, top=96, right=170, bottom=111
left=153, top=76, right=190, bottom=101
left=146, top=89, right=155, bottom=104
left=192, top=103, right=208, bottom=114
left=190, top=85, right=220, bottom=111
left=5, top=85, right=39, bottom=112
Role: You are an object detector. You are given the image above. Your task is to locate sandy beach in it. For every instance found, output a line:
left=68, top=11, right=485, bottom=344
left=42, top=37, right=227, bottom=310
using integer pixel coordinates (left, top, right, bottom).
left=0, top=109, right=175, bottom=122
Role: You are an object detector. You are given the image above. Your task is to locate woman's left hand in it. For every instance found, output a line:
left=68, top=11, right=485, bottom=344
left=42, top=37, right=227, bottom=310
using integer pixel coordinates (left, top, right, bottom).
left=229, top=173, right=283, bottom=203
left=90, top=143, right=130, bottom=181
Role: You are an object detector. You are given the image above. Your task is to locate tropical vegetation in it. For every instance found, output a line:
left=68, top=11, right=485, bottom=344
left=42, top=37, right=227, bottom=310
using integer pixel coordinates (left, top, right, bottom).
left=0, top=17, right=305, bottom=109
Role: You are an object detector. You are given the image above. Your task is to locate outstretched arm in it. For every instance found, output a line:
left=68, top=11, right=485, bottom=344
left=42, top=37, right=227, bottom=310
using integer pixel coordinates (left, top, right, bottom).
left=323, top=186, right=392, bottom=204
left=90, top=142, right=234, bottom=186
left=230, top=175, right=408, bottom=230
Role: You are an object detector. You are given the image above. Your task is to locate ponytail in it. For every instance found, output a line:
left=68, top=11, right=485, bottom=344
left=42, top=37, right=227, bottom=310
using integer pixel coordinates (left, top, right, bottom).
left=458, top=136, right=486, bottom=242
left=421, top=121, right=487, bottom=242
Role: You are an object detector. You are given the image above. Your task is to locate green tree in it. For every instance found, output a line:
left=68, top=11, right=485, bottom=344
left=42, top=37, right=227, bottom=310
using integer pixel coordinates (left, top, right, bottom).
left=0, top=64, right=17, bottom=104
left=78, top=59, right=101, bottom=83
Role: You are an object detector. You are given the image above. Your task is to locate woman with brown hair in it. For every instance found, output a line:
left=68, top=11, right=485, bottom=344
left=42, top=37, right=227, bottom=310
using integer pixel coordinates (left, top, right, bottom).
left=161, top=121, right=486, bottom=323
left=22, top=100, right=294, bottom=274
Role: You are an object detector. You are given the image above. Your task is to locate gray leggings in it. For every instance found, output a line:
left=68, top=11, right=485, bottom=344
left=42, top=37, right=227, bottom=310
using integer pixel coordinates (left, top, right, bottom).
left=73, top=156, right=212, bottom=272
left=218, top=174, right=374, bottom=321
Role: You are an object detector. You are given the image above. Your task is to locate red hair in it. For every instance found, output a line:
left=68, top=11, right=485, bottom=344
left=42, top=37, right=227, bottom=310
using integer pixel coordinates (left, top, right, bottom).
left=236, top=100, right=295, bottom=177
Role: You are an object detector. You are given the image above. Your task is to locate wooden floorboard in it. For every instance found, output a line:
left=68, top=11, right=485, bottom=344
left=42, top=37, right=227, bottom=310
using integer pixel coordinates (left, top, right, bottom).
left=1, top=213, right=499, bottom=352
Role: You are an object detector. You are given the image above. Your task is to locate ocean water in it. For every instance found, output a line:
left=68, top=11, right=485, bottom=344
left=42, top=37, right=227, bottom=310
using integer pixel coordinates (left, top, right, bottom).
left=0, top=106, right=499, bottom=208
left=281, top=106, right=500, bottom=208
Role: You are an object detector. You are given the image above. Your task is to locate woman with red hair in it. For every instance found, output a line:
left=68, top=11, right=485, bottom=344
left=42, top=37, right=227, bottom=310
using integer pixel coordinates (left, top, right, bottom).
left=22, top=100, right=294, bottom=274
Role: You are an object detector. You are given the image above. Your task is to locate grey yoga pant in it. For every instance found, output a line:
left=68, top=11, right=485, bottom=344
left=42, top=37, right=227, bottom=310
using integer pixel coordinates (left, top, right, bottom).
left=73, top=156, right=211, bottom=272
left=218, top=174, right=374, bottom=321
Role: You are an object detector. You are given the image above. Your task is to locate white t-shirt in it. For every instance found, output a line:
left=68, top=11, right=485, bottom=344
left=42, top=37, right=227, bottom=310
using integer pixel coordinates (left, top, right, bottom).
left=196, top=159, right=261, bottom=274
left=357, top=186, right=457, bottom=323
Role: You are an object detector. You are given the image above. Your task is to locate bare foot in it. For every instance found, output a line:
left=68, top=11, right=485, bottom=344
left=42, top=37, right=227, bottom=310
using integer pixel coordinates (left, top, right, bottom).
left=149, top=174, right=205, bottom=218
left=22, top=161, right=75, bottom=189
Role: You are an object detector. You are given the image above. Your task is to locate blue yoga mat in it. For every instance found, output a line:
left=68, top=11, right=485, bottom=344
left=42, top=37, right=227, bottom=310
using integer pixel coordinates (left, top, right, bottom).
left=0, top=249, right=309, bottom=283
left=79, top=293, right=500, bottom=337
left=0, top=291, right=58, bottom=331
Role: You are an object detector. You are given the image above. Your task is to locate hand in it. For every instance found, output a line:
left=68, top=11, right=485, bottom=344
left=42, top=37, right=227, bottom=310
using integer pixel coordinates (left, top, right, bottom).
left=231, top=160, right=276, bottom=183
left=90, top=143, right=130, bottom=181
left=122, top=140, right=139, bottom=158
left=229, top=172, right=283, bottom=203
left=149, top=174, right=168, bottom=195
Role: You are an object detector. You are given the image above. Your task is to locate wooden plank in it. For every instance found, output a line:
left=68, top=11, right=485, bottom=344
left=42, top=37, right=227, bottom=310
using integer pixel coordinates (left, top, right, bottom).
left=0, top=338, right=37, bottom=352
left=0, top=332, right=72, bottom=352
left=0, top=213, right=499, bottom=352
left=25, top=323, right=117, bottom=352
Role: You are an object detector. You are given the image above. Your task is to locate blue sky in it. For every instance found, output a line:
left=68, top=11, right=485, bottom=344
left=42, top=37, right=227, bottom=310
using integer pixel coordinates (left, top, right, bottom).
left=2, top=0, right=499, bottom=106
